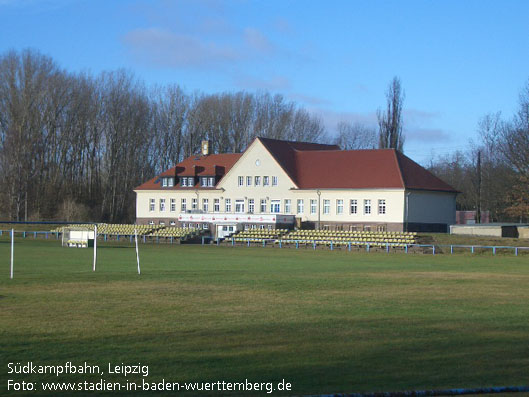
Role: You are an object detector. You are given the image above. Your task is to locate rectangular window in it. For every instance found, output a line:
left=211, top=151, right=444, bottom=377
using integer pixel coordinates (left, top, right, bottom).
left=248, top=199, right=255, bottom=213
left=270, top=199, right=280, bottom=213
left=181, top=198, right=187, bottom=212
left=192, top=198, right=197, bottom=210
left=170, top=198, right=176, bottom=212
left=246, top=176, right=252, bottom=186
left=163, top=177, right=174, bottom=187
left=378, top=199, right=386, bottom=215
left=297, top=199, right=304, bottom=214
left=364, top=199, right=371, bottom=215
left=149, top=198, right=155, bottom=212
left=337, top=199, right=344, bottom=214
left=159, top=198, right=166, bottom=212
left=284, top=199, right=291, bottom=214
left=263, top=176, right=269, bottom=186
left=238, top=176, right=243, bottom=186
left=235, top=199, right=245, bottom=213
left=260, top=199, right=267, bottom=213
left=188, top=177, right=194, bottom=186
left=214, top=198, right=220, bottom=212
left=200, top=177, right=208, bottom=187
left=350, top=199, right=358, bottom=214
left=208, top=177, right=215, bottom=187
left=310, top=199, right=317, bottom=214
left=202, top=198, right=209, bottom=212
left=272, top=176, right=278, bottom=186
left=255, top=176, right=261, bottom=186
left=225, top=198, right=232, bottom=212
left=181, top=178, right=187, bottom=187
left=323, top=199, right=330, bottom=214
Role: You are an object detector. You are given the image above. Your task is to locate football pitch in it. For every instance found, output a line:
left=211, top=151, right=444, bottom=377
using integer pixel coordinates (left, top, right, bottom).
left=1, top=240, right=529, bottom=396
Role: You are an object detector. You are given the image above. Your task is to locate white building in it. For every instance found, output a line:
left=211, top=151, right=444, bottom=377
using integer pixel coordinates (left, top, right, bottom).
left=135, top=137, right=457, bottom=238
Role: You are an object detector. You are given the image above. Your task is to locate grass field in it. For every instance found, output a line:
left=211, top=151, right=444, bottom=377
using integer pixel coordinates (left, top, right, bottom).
left=1, top=239, right=529, bottom=396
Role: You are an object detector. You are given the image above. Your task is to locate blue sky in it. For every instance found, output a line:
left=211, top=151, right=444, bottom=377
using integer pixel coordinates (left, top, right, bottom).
left=1, top=0, right=528, bottom=164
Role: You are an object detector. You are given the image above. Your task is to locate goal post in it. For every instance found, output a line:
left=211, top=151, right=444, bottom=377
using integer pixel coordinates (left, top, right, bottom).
left=2, top=220, right=99, bottom=278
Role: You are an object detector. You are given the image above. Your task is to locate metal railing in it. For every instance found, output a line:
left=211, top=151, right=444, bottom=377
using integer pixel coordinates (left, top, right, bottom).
left=218, top=237, right=529, bottom=256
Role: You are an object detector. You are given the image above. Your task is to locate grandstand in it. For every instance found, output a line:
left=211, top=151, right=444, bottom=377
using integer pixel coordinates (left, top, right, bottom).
left=227, top=228, right=418, bottom=250
left=50, top=223, right=202, bottom=242
left=232, top=228, right=289, bottom=243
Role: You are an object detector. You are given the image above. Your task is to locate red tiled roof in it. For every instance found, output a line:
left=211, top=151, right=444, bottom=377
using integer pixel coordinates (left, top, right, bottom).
left=134, top=153, right=242, bottom=190
left=395, top=151, right=457, bottom=192
left=135, top=137, right=456, bottom=193
left=290, top=147, right=457, bottom=192
left=258, top=137, right=340, bottom=185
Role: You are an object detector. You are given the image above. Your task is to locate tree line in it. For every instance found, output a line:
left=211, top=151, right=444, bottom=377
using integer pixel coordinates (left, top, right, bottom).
left=0, top=49, right=327, bottom=222
left=0, top=49, right=526, bottom=223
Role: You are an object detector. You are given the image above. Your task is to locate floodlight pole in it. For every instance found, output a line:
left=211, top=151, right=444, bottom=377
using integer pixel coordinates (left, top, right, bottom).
left=134, top=226, right=140, bottom=275
left=10, top=228, right=14, bottom=279
left=93, top=224, right=97, bottom=272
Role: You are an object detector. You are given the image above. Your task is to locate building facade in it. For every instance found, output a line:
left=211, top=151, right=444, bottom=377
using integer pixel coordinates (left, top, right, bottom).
left=135, top=137, right=457, bottom=238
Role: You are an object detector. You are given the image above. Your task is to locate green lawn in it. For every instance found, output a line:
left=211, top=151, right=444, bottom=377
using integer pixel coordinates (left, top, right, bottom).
left=1, top=240, right=529, bottom=396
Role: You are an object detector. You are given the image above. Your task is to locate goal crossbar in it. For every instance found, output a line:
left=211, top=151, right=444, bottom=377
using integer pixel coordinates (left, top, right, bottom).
left=2, top=221, right=99, bottom=278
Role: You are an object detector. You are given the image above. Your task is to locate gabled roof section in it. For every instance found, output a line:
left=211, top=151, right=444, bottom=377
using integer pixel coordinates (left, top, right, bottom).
left=135, top=153, right=242, bottom=190
left=135, top=137, right=456, bottom=193
left=290, top=148, right=457, bottom=192
left=257, top=137, right=340, bottom=186
left=292, top=149, right=404, bottom=189
left=395, top=151, right=458, bottom=192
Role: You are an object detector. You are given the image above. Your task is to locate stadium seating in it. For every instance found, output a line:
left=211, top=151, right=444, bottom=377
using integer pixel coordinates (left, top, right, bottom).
left=231, top=228, right=289, bottom=243
left=280, top=230, right=417, bottom=248
left=51, top=224, right=201, bottom=241
left=229, top=228, right=417, bottom=249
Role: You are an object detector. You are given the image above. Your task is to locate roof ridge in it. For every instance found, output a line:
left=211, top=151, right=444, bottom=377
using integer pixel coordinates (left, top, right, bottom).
left=392, top=149, right=406, bottom=189
left=257, top=136, right=339, bottom=148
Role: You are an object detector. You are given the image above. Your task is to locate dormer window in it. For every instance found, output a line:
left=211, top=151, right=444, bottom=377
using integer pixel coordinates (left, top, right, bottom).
left=161, top=177, right=174, bottom=187
left=181, top=178, right=187, bottom=187
left=187, top=177, right=195, bottom=186
left=200, top=177, right=216, bottom=187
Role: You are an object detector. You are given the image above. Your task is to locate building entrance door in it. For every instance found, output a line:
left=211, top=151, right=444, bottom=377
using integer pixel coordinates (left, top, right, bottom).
left=216, top=224, right=237, bottom=240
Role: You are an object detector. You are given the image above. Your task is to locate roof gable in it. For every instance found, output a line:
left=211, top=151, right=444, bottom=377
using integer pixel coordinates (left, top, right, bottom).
left=257, top=137, right=340, bottom=186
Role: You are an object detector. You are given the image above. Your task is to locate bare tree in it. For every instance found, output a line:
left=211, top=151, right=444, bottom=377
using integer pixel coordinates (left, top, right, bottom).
left=334, top=121, right=377, bottom=150
left=377, top=76, right=405, bottom=151
left=0, top=48, right=333, bottom=222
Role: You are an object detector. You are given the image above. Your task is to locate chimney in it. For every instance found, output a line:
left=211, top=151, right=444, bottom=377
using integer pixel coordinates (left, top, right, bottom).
left=201, top=140, right=211, bottom=156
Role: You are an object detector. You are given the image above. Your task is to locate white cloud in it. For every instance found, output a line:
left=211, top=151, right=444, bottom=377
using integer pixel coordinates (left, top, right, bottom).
left=405, top=128, right=451, bottom=143
left=243, top=28, right=276, bottom=55
left=122, top=28, right=241, bottom=68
